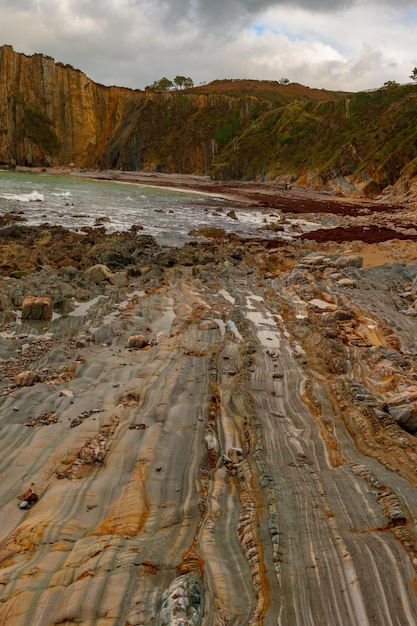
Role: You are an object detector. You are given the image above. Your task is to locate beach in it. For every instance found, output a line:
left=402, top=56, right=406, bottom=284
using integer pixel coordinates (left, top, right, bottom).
left=12, top=165, right=417, bottom=268
left=2, top=169, right=417, bottom=624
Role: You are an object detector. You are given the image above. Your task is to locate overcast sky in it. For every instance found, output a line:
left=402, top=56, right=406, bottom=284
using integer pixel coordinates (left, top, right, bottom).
left=0, top=0, right=416, bottom=92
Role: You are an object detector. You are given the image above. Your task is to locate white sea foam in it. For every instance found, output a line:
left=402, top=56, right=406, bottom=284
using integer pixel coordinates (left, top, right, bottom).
left=51, top=191, right=72, bottom=198
left=1, top=190, right=44, bottom=202
left=0, top=171, right=322, bottom=245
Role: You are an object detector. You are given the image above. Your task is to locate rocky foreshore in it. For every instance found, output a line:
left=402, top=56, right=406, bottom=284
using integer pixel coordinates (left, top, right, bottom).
left=2, top=188, right=417, bottom=624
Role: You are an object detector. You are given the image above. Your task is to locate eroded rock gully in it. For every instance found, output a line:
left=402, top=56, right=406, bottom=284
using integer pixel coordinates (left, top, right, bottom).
left=2, top=234, right=417, bottom=625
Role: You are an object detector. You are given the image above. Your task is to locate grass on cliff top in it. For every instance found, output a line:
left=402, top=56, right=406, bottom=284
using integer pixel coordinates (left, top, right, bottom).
left=189, top=79, right=350, bottom=105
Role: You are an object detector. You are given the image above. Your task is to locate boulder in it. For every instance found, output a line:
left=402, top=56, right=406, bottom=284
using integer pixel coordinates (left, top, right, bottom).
left=84, top=264, right=114, bottom=284
left=128, top=335, right=149, bottom=349
left=261, top=221, right=284, bottom=232
left=21, top=487, right=39, bottom=505
left=228, top=447, right=244, bottom=463
left=93, top=324, right=118, bottom=345
left=0, top=291, right=15, bottom=324
left=0, top=292, right=13, bottom=312
left=112, top=271, right=129, bottom=287
left=323, top=309, right=353, bottom=323
left=21, top=295, right=52, bottom=320
left=337, top=278, right=357, bottom=288
left=14, top=370, right=41, bottom=387
left=301, top=254, right=328, bottom=266
left=334, top=255, right=363, bottom=269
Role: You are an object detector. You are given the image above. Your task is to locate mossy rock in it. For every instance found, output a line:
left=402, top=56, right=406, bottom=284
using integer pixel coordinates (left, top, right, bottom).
left=188, top=227, right=226, bottom=239
left=9, top=270, right=27, bottom=279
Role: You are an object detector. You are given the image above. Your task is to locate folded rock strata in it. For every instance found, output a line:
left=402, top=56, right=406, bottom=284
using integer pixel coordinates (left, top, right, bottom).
left=1, top=236, right=417, bottom=624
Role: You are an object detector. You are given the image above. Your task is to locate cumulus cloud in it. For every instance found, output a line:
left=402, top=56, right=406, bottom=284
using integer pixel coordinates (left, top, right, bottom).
left=0, top=0, right=415, bottom=90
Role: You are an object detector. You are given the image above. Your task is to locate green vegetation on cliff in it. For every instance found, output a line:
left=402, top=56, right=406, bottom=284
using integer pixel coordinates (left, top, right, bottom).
left=94, top=80, right=417, bottom=195
left=208, top=83, right=417, bottom=194
left=1, top=45, right=417, bottom=194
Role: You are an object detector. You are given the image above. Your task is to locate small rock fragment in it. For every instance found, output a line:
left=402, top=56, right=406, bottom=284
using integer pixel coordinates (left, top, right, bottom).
left=20, top=487, right=39, bottom=508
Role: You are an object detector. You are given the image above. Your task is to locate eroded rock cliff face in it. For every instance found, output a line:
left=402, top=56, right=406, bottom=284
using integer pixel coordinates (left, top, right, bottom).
left=0, top=45, right=138, bottom=167
left=1, top=45, right=417, bottom=195
left=0, top=45, right=265, bottom=174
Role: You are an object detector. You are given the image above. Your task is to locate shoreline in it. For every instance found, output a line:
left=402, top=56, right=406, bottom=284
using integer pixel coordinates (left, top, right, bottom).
left=14, top=166, right=393, bottom=216
left=5, top=166, right=417, bottom=269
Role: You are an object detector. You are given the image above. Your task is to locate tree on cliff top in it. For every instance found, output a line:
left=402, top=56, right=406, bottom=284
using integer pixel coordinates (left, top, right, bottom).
left=146, top=77, right=173, bottom=92
left=145, top=76, right=194, bottom=92
left=410, top=67, right=417, bottom=82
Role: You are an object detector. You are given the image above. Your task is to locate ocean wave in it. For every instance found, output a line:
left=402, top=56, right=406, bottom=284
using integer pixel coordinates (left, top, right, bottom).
left=51, top=191, right=72, bottom=198
left=1, top=190, right=45, bottom=202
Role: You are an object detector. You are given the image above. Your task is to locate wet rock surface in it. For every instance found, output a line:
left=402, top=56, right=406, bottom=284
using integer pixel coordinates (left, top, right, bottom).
left=2, top=211, right=417, bottom=625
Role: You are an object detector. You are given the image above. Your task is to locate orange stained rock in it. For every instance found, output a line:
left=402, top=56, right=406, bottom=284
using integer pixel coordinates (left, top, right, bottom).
left=177, top=549, right=205, bottom=578
left=90, top=461, right=150, bottom=538
left=21, top=488, right=39, bottom=505
left=0, top=522, right=46, bottom=567
left=141, top=560, right=158, bottom=575
left=76, top=570, right=95, bottom=581
left=21, top=295, right=53, bottom=321
left=301, top=389, right=347, bottom=468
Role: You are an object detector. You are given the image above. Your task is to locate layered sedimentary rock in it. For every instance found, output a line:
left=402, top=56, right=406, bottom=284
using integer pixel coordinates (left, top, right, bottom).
left=0, top=45, right=264, bottom=173
left=2, top=45, right=417, bottom=197
left=2, top=225, right=417, bottom=624
left=0, top=44, right=137, bottom=168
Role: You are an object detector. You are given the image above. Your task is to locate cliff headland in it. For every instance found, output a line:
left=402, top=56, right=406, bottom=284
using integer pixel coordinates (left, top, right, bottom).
left=1, top=44, right=417, bottom=201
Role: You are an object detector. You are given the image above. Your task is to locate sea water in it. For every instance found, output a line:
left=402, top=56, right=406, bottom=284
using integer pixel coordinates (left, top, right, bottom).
left=0, top=170, right=319, bottom=245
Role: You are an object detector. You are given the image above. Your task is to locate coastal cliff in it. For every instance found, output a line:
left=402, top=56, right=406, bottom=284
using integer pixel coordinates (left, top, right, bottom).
left=1, top=45, right=417, bottom=196
left=0, top=45, right=269, bottom=174
left=0, top=45, right=139, bottom=168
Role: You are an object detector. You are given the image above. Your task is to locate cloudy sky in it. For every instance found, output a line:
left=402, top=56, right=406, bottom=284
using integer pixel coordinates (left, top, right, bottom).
left=0, top=0, right=416, bottom=92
